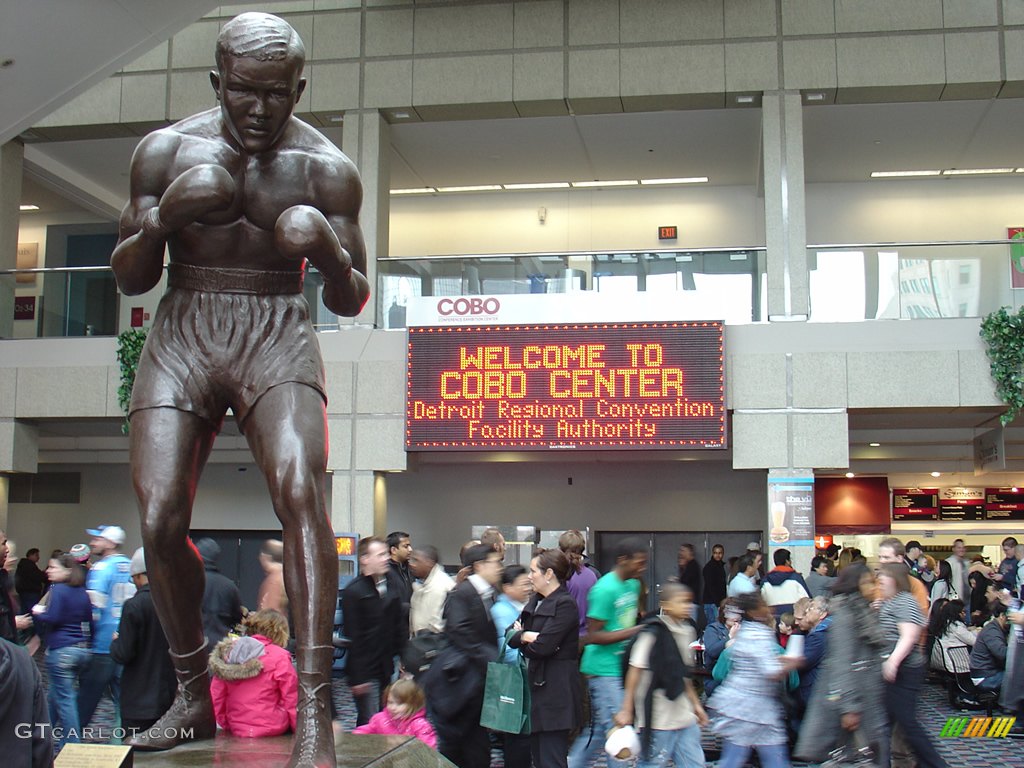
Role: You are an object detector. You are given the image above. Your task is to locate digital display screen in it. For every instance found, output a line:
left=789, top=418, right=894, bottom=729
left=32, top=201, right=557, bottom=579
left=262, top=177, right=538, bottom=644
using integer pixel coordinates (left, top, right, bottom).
left=406, top=322, right=725, bottom=451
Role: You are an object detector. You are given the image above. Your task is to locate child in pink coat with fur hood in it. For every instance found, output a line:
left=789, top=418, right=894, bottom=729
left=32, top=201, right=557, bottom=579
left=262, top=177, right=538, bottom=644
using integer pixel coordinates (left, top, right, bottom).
left=352, top=679, right=436, bottom=748
left=209, top=609, right=297, bottom=737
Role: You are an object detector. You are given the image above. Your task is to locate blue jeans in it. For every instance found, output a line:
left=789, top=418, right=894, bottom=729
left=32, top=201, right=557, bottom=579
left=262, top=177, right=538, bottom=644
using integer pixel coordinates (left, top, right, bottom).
left=976, top=671, right=1004, bottom=692
left=568, top=675, right=625, bottom=768
left=718, top=740, right=790, bottom=768
left=77, top=653, right=122, bottom=733
left=46, top=645, right=92, bottom=750
left=637, top=725, right=705, bottom=768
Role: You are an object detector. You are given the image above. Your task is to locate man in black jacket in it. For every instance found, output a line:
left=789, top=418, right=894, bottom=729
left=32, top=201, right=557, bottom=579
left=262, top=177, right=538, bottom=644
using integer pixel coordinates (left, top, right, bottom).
left=387, top=530, right=414, bottom=630
left=0, top=531, right=21, bottom=642
left=15, top=548, right=47, bottom=613
left=424, top=543, right=503, bottom=768
left=195, top=538, right=243, bottom=647
left=0, top=636, right=51, bottom=767
left=341, top=536, right=406, bottom=726
left=110, top=548, right=177, bottom=735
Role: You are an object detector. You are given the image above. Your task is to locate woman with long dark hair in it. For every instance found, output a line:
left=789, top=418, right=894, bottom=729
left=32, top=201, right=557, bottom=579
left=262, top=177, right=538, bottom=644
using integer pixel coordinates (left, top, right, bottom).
left=795, top=562, right=888, bottom=765
left=930, top=560, right=957, bottom=603
left=31, top=553, right=93, bottom=751
left=928, top=599, right=975, bottom=673
left=509, top=548, right=582, bottom=768
left=876, top=563, right=949, bottom=768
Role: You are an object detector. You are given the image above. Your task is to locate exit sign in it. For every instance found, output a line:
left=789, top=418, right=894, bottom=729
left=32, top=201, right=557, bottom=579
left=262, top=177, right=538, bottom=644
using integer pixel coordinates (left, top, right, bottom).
left=658, top=226, right=677, bottom=240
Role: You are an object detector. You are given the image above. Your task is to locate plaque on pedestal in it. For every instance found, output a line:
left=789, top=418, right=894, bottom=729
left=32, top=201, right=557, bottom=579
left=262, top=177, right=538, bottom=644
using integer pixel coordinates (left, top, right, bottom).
left=55, top=744, right=133, bottom=767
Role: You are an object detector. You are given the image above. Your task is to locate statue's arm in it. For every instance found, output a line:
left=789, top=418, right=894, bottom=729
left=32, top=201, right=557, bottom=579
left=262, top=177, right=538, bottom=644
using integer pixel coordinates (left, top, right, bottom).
left=111, top=133, right=236, bottom=295
left=110, top=135, right=172, bottom=295
left=274, top=155, right=370, bottom=317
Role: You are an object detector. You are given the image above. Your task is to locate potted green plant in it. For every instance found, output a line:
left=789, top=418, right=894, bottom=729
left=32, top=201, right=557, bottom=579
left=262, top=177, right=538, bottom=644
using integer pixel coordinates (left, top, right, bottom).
left=980, top=306, right=1024, bottom=425
left=116, top=328, right=148, bottom=434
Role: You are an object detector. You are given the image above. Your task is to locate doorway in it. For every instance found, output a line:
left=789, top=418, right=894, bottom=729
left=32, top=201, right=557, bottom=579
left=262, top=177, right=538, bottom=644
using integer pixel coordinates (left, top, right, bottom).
left=595, top=530, right=762, bottom=615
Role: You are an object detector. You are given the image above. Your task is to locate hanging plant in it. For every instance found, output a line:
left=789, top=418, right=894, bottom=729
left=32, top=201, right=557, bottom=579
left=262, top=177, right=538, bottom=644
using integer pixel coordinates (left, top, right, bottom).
left=116, top=328, right=148, bottom=435
left=980, top=306, right=1024, bottom=425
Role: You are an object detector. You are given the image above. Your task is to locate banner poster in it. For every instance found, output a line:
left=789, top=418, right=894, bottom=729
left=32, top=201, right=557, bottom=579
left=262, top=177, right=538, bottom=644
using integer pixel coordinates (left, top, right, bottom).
left=1011, top=227, right=1024, bottom=289
left=767, top=474, right=814, bottom=548
left=985, top=487, right=1024, bottom=521
left=892, top=488, right=939, bottom=521
left=939, top=487, right=985, bottom=522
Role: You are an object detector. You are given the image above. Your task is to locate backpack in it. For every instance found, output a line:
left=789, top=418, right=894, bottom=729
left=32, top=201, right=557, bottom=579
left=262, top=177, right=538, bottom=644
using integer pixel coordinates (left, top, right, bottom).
left=401, top=630, right=449, bottom=679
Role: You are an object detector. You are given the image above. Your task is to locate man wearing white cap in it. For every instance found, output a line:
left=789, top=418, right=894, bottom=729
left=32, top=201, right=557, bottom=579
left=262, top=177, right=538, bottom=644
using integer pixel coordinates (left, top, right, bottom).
left=78, top=525, right=136, bottom=733
left=110, top=549, right=176, bottom=736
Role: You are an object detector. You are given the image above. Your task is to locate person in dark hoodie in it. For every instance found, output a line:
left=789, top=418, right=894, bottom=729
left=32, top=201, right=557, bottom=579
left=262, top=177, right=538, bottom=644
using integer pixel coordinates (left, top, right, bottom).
left=195, top=538, right=243, bottom=648
left=760, top=549, right=810, bottom=618
left=109, top=548, right=177, bottom=736
left=0, top=636, right=52, bottom=767
left=614, top=582, right=708, bottom=768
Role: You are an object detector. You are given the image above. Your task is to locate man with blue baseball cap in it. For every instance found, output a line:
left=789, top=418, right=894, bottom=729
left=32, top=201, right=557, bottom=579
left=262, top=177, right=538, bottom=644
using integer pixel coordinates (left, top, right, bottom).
left=78, top=525, right=136, bottom=735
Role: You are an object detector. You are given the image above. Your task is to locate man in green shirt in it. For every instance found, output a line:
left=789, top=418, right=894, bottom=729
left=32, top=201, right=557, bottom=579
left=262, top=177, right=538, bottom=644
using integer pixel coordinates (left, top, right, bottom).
left=568, top=538, right=648, bottom=768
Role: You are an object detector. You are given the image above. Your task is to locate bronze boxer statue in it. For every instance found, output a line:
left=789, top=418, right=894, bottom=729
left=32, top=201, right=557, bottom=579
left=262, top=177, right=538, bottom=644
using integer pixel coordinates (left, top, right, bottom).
left=110, top=12, right=369, bottom=767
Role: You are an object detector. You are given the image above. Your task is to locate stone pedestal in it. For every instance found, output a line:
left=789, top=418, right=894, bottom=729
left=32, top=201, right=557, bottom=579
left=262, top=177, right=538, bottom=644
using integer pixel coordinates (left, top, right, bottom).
left=132, top=733, right=453, bottom=768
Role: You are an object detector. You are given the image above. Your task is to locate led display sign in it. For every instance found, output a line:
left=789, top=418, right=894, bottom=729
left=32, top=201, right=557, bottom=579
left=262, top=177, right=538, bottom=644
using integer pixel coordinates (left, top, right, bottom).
left=406, top=321, right=725, bottom=451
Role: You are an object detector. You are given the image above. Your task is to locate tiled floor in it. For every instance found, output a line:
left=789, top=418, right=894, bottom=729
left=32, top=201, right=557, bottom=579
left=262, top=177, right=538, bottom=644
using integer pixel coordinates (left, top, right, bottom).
left=46, top=651, right=1021, bottom=766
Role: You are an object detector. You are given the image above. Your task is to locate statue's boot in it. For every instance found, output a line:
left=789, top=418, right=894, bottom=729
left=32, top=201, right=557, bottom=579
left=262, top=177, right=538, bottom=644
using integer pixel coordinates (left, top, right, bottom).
left=126, top=640, right=216, bottom=750
left=287, top=645, right=337, bottom=768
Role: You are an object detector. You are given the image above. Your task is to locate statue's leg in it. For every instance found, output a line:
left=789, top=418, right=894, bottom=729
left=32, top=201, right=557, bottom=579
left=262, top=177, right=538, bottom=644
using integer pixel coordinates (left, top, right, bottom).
left=245, top=384, right=338, bottom=768
left=126, top=407, right=218, bottom=750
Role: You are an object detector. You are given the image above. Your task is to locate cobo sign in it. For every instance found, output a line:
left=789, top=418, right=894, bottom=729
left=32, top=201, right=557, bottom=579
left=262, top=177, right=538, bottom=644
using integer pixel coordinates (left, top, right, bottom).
left=437, top=297, right=501, bottom=316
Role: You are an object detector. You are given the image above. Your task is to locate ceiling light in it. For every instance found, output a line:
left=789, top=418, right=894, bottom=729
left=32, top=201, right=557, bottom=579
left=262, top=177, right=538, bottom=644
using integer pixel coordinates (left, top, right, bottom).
left=1017, top=168, right=1024, bottom=173
left=19, top=204, right=39, bottom=211
left=845, top=472, right=855, bottom=478
left=390, top=187, right=435, bottom=195
left=1013, top=487, right=1019, bottom=493
left=640, top=177, right=709, bottom=185
left=502, top=182, right=570, bottom=190
left=869, top=442, right=881, bottom=447
left=942, top=168, right=1015, bottom=176
left=390, top=111, right=411, bottom=119
left=735, top=95, right=755, bottom=104
left=930, top=471, right=941, bottom=477
left=805, top=92, right=825, bottom=102
left=571, top=180, right=638, bottom=188
left=870, top=170, right=941, bottom=178
left=436, top=185, right=502, bottom=193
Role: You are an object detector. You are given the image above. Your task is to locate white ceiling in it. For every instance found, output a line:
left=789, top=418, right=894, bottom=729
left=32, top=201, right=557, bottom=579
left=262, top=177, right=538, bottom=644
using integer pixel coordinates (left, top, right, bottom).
left=0, top=0, right=219, bottom=146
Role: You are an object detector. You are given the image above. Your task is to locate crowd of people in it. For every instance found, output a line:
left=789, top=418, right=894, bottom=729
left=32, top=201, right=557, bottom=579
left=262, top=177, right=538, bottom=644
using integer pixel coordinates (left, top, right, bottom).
left=2, top=524, right=1022, bottom=768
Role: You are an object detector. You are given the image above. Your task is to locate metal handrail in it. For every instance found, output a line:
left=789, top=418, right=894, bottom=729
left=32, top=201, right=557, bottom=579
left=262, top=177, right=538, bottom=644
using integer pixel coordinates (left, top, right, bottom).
left=0, top=239, right=1015, bottom=275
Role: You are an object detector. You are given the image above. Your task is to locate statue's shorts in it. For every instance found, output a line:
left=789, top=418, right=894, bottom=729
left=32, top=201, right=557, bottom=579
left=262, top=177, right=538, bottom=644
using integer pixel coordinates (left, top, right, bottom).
left=129, top=263, right=327, bottom=430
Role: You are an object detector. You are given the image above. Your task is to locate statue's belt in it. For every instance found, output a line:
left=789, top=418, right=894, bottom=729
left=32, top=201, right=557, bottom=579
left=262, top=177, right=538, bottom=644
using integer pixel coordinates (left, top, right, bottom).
left=167, top=263, right=304, bottom=295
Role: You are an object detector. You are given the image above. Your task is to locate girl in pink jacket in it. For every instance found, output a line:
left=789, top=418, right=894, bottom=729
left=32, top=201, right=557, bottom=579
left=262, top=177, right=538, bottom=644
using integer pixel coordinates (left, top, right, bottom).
left=209, top=609, right=298, bottom=737
left=352, top=679, right=436, bottom=748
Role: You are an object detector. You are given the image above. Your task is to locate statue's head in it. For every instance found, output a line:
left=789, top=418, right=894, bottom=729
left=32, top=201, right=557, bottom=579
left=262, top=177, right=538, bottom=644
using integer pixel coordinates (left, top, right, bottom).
left=210, top=13, right=307, bottom=153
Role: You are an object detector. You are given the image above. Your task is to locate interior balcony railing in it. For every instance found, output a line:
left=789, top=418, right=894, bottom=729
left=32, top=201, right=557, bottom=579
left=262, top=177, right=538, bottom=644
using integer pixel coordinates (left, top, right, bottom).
left=1, top=241, right=1020, bottom=339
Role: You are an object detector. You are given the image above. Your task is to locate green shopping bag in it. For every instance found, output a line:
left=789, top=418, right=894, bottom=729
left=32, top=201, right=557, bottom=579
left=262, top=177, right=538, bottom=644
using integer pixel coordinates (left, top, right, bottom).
left=479, top=637, right=530, bottom=734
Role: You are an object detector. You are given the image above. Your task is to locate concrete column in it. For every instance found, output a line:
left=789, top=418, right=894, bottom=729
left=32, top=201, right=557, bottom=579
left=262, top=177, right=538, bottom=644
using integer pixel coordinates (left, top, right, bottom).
left=762, top=92, right=808, bottom=321
left=0, top=141, right=24, bottom=338
left=373, top=471, right=387, bottom=539
left=0, top=475, right=8, bottom=533
left=342, top=110, right=390, bottom=329
left=328, top=470, right=375, bottom=538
